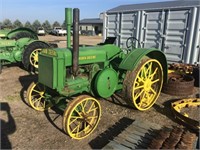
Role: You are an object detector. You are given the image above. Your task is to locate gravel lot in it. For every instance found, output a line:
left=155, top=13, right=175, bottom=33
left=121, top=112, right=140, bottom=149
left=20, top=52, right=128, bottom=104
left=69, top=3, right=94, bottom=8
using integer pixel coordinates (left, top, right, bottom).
left=0, top=35, right=199, bottom=149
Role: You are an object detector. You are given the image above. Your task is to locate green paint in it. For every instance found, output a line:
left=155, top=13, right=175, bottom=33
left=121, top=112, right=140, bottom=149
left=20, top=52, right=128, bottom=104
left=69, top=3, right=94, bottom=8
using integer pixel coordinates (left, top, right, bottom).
left=94, top=68, right=118, bottom=98
left=65, top=8, right=72, bottom=48
left=119, top=48, right=168, bottom=82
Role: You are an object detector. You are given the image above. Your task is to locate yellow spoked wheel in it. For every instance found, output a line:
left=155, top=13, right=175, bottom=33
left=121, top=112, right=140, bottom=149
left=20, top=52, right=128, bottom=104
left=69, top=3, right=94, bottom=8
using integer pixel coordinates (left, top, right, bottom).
left=27, top=82, right=52, bottom=111
left=29, top=48, right=41, bottom=69
left=62, top=95, right=101, bottom=140
left=123, top=58, right=163, bottom=111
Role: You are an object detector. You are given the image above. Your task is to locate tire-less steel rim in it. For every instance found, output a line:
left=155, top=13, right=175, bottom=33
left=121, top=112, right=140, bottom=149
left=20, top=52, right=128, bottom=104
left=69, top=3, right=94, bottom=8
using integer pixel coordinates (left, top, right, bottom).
left=27, top=82, right=52, bottom=111
left=63, top=95, right=101, bottom=140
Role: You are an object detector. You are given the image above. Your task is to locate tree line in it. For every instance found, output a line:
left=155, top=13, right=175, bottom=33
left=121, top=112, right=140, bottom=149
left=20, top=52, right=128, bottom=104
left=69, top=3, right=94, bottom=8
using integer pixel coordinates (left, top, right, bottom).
left=0, top=19, right=66, bottom=33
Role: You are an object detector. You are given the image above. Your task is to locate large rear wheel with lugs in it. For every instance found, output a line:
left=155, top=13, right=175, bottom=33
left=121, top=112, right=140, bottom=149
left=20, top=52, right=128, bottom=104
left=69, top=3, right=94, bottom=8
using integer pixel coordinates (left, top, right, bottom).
left=22, top=41, right=49, bottom=73
left=62, top=95, right=101, bottom=140
left=123, top=58, right=163, bottom=111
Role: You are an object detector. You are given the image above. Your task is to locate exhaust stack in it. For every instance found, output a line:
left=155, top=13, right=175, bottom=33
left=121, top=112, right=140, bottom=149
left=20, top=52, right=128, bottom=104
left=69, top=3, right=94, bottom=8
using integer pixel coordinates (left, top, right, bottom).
left=72, top=8, right=80, bottom=76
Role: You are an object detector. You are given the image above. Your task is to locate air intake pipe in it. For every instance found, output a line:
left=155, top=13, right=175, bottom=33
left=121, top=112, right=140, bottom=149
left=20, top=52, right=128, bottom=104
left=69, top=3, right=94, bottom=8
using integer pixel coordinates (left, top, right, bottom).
left=65, top=8, right=72, bottom=49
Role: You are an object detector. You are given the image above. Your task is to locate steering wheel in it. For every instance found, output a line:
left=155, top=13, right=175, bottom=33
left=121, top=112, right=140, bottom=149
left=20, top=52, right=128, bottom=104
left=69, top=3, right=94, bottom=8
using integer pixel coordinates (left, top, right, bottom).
left=126, top=37, right=141, bottom=50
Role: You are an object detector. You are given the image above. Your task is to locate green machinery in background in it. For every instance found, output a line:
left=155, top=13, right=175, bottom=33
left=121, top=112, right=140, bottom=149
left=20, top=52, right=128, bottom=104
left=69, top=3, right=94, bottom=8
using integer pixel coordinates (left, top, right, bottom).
left=0, top=27, right=53, bottom=73
left=27, top=8, right=168, bottom=140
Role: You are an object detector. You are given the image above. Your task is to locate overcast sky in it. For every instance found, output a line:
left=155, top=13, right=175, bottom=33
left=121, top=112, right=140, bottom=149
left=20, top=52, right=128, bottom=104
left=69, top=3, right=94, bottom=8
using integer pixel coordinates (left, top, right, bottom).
left=1, top=0, right=174, bottom=23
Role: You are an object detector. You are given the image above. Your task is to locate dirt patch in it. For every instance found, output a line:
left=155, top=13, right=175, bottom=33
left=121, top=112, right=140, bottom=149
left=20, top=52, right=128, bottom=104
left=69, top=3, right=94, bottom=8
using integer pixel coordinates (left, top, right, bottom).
left=0, top=35, right=199, bottom=149
left=39, top=35, right=103, bottom=48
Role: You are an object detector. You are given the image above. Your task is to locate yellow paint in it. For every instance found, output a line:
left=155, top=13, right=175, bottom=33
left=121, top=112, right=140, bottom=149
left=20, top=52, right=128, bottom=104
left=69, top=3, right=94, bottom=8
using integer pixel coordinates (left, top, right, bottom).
left=79, top=55, right=96, bottom=60
left=62, top=95, right=101, bottom=140
left=27, top=82, right=52, bottom=111
left=48, top=49, right=57, bottom=56
left=132, top=59, right=163, bottom=111
left=41, top=49, right=57, bottom=57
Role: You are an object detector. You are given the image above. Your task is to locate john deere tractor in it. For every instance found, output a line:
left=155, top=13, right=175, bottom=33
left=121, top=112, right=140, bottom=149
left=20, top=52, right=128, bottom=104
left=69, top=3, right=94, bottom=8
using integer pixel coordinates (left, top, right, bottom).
left=0, top=27, right=53, bottom=73
left=27, top=8, right=168, bottom=139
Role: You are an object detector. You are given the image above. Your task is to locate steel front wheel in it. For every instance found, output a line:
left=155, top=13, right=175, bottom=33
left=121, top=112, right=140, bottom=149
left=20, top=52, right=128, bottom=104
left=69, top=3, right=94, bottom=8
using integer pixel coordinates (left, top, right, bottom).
left=62, top=95, right=101, bottom=140
left=123, top=58, right=163, bottom=111
left=27, top=82, right=52, bottom=111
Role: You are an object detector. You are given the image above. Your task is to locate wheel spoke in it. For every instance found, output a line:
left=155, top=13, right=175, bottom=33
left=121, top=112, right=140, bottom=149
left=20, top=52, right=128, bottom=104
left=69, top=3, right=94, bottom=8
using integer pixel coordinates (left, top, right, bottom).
left=76, top=123, right=80, bottom=137
left=34, top=61, right=37, bottom=66
left=138, top=92, right=147, bottom=107
left=80, top=102, right=85, bottom=113
left=71, top=123, right=81, bottom=133
left=41, top=100, right=46, bottom=108
left=87, top=106, right=99, bottom=113
left=84, top=121, right=87, bottom=130
left=134, top=84, right=144, bottom=90
left=32, top=97, right=42, bottom=104
left=83, top=99, right=88, bottom=108
left=137, top=75, right=145, bottom=83
left=74, top=108, right=82, bottom=117
left=85, top=120, right=93, bottom=128
left=149, top=68, right=158, bottom=80
left=134, top=89, right=144, bottom=100
left=36, top=98, right=41, bottom=108
left=33, top=89, right=41, bottom=94
left=86, top=101, right=95, bottom=113
left=69, top=116, right=82, bottom=125
left=150, top=87, right=156, bottom=95
left=145, top=62, right=152, bottom=77
left=141, top=67, right=147, bottom=79
left=31, top=52, right=36, bottom=56
left=151, top=78, right=160, bottom=84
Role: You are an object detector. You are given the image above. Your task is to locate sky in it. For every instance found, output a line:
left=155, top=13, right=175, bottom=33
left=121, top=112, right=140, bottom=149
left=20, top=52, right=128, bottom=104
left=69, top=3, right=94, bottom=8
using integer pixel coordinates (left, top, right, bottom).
left=0, top=0, right=174, bottom=24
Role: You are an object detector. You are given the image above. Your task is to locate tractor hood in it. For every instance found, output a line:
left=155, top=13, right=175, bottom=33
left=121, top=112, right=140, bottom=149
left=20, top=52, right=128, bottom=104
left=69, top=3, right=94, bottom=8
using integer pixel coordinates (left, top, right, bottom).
left=38, top=44, right=121, bottom=90
left=40, top=44, right=121, bottom=66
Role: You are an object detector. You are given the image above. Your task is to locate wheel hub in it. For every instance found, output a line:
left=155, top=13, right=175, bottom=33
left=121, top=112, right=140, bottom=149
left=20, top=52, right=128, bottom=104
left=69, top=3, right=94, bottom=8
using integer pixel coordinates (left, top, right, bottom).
left=30, top=49, right=40, bottom=68
left=144, top=79, right=152, bottom=91
left=33, top=52, right=39, bottom=61
left=81, top=113, right=89, bottom=122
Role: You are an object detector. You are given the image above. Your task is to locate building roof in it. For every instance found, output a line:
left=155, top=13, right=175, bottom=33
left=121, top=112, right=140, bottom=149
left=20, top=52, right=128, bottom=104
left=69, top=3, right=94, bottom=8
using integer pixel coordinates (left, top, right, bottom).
left=107, top=0, right=200, bottom=13
left=80, top=18, right=103, bottom=24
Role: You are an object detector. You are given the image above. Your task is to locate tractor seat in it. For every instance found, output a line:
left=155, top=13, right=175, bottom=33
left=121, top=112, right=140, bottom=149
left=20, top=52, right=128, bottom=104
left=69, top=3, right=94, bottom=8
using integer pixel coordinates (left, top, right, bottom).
left=98, top=37, right=116, bottom=45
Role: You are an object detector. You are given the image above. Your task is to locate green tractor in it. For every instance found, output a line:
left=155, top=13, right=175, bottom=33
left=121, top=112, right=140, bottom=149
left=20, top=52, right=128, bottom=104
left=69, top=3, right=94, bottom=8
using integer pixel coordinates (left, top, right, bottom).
left=27, top=8, right=168, bottom=140
left=0, top=27, right=38, bottom=40
left=0, top=27, right=53, bottom=73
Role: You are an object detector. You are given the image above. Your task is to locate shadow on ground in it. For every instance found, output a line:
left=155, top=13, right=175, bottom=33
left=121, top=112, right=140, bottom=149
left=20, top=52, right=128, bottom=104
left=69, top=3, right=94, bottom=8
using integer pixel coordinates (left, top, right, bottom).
left=89, top=117, right=134, bottom=149
left=18, top=74, right=38, bottom=107
left=1, top=102, right=16, bottom=149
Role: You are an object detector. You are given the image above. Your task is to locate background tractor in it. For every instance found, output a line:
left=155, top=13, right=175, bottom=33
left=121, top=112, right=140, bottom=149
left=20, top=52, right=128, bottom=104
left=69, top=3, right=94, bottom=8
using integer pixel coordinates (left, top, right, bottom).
left=27, top=8, right=168, bottom=140
left=0, top=27, right=55, bottom=73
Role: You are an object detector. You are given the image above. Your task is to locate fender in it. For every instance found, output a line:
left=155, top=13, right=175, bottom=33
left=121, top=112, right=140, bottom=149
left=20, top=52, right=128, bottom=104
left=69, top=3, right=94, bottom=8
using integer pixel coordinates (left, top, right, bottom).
left=16, top=39, right=50, bottom=48
left=119, top=48, right=168, bottom=82
left=7, top=27, right=38, bottom=40
left=0, top=29, right=11, bottom=38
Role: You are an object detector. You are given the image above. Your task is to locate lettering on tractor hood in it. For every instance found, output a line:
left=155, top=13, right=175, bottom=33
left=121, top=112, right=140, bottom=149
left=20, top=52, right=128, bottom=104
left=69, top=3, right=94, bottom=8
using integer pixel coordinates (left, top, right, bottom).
left=41, top=48, right=57, bottom=57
